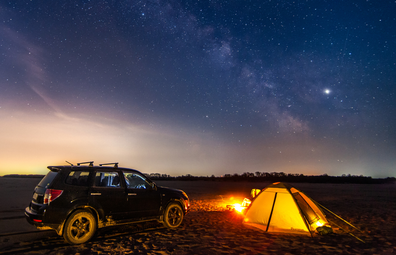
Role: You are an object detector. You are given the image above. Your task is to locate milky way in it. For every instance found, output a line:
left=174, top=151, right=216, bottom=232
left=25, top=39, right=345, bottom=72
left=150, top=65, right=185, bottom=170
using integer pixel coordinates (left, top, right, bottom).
left=1, top=1, right=395, bottom=177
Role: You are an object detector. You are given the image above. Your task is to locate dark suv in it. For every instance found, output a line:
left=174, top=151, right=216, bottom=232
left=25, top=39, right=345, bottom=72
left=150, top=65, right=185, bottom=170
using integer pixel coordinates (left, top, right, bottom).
left=25, top=162, right=189, bottom=244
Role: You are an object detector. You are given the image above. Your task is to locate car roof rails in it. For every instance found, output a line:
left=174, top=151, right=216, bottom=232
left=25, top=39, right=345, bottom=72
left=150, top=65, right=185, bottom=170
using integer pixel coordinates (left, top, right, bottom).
left=99, top=162, right=119, bottom=168
left=77, top=161, right=94, bottom=167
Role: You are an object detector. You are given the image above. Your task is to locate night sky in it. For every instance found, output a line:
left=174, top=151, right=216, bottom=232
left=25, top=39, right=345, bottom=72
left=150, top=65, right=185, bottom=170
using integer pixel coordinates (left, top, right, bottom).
left=1, top=1, right=395, bottom=177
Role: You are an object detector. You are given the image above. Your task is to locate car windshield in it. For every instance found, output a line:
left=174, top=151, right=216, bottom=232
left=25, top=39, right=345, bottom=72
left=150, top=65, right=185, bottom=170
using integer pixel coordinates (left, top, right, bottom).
left=38, top=170, right=58, bottom=188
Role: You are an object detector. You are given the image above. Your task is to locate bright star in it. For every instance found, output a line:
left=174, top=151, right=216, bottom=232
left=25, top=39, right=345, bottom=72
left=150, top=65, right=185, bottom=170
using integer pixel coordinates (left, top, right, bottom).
left=324, top=89, right=331, bottom=94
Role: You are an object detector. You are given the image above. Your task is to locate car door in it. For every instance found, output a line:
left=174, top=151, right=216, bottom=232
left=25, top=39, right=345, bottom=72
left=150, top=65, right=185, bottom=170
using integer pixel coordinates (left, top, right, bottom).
left=123, top=171, right=161, bottom=219
left=89, top=171, right=128, bottom=220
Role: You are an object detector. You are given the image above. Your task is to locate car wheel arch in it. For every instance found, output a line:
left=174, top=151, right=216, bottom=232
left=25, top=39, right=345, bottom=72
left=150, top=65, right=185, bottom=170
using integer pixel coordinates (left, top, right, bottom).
left=162, top=199, right=185, bottom=215
left=59, top=206, right=100, bottom=235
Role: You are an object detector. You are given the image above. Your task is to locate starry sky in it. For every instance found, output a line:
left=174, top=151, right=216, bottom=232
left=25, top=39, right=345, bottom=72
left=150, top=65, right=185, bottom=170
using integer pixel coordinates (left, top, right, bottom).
left=1, top=0, right=395, bottom=177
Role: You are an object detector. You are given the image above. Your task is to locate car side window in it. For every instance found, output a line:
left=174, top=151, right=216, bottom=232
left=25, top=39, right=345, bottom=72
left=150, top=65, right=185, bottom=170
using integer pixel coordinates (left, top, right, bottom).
left=94, top=172, right=121, bottom=188
left=66, top=171, right=90, bottom=186
left=123, top=172, right=150, bottom=189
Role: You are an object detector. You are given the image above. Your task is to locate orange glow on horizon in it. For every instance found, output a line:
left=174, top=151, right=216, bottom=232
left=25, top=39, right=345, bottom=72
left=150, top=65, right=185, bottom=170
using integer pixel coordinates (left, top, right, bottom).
left=0, top=110, right=391, bottom=177
left=0, top=110, right=230, bottom=176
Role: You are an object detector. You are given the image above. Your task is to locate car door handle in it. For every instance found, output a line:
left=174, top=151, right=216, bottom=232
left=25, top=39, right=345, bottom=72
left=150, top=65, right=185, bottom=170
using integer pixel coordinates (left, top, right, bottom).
left=91, top=193, right=101, bottom=196
left=128, top=193, right=137, bottom=196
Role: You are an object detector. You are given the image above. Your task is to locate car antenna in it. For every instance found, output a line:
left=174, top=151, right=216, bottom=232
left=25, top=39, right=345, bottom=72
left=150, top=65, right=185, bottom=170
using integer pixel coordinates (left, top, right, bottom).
left=65, top=161, right=74, bottom=166
left=99, top=162, right=119, bottom=168
left=77, top=161, right=94, bottom=167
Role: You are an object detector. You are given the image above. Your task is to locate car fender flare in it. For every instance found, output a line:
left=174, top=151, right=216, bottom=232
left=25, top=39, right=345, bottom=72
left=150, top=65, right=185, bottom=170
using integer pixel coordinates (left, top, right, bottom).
left=161, top=198, right=185, bottom=215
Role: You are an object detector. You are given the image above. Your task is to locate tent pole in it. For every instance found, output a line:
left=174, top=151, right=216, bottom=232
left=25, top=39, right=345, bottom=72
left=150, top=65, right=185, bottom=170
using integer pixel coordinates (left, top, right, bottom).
left=266, top=192, right=277, bottom=232
left=288, top=190, right=313, bottom=237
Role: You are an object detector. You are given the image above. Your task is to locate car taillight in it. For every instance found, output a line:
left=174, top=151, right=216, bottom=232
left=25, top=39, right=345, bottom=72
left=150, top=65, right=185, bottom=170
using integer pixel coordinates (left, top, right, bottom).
left=44, top=189, right=63, bottom=204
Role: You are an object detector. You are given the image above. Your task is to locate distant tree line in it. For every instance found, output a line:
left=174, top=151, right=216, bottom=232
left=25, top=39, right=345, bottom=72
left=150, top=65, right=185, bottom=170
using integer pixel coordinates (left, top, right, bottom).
left=149, top=172, right=396, bottom=184
left=1, top=174, right=45, bottom=178
left=2, top=172, right=395, bottom=184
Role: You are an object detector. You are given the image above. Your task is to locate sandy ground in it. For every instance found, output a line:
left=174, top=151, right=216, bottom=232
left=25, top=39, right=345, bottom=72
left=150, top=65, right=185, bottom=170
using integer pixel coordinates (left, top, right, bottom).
left=0, top=178, right=395, bottom=254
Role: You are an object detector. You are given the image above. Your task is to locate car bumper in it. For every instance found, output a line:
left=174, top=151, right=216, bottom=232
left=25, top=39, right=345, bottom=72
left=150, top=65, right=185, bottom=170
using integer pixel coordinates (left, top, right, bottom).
left=25, top=206, right=44, bottom=225
left=25, top=207, right=60, bottom=232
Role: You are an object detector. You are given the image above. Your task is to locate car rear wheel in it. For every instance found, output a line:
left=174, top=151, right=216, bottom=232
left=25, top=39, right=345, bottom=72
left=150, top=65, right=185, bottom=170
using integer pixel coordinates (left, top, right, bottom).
left=163, top=203, right=183, bottom=228
left=63, top=210, right=97, bottom=244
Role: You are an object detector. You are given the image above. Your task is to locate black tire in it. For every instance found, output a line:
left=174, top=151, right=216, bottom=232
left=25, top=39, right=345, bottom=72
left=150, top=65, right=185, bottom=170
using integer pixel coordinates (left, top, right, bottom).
left=163, top=203, right=184, bottom=228
left=63, top=210, right=97, bottom=244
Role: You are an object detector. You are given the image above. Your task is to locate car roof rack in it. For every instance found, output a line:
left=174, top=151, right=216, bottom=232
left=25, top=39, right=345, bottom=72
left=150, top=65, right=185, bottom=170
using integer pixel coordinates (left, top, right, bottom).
left=65, top=161, right=74, bottom=166
left=99, top=162, right=119, bottom=168
left=77, top=161, right=94, bottom=167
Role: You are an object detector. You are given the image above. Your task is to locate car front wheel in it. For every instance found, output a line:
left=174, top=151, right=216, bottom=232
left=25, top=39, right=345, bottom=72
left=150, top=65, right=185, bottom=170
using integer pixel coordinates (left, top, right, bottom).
left=163, top=203, right=184, bottom=228
left=63, top=210, right=97, bottom=244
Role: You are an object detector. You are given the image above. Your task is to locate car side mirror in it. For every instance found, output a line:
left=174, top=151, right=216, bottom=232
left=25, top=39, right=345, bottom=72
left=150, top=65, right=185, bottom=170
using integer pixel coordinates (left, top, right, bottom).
left=151, top=183, right=156, bottom=190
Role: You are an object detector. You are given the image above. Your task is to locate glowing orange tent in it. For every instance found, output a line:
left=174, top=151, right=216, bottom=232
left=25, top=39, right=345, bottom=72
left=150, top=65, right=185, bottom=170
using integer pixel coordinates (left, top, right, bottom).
left=243, top=182, right=329, bottom=236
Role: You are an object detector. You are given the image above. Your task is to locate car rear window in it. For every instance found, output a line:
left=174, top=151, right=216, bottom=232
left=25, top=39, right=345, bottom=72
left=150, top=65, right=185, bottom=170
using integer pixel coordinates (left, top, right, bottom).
left=38, top=171, right=59, bottom=188
left=66, top=171, right=90, bottom=186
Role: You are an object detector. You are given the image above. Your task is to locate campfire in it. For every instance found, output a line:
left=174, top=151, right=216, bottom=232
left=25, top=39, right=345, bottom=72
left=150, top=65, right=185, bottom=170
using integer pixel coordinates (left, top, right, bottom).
left=226, top=197, right=251, bottom=214
left=226, top=188, right=260, bottom=213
